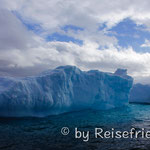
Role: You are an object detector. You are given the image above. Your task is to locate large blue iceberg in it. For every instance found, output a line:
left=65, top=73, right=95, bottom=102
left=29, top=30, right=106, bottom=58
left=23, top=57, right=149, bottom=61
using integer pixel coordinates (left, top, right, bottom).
left=0, top=66, right=133, bottom=116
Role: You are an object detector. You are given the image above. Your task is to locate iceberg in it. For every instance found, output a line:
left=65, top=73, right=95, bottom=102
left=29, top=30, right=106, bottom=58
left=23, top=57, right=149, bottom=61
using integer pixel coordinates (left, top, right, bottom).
left=130, top=83, right=150, bottom=104
left=0, top=66, right=133, bottom=116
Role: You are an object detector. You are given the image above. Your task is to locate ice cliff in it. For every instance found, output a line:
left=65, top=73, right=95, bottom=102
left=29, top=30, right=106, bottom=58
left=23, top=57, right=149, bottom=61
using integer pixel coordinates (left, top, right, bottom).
left=0, top=66, right=133, bottom=116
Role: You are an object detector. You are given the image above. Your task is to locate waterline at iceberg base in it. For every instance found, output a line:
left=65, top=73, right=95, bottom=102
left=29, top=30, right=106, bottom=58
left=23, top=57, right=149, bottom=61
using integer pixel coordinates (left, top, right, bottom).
left=0, top=65, right=133, bottom=117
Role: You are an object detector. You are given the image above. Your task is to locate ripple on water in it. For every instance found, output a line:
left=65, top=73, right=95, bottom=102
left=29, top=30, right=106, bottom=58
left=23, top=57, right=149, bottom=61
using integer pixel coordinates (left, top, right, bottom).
left=0, top=104, right=150, bottom=150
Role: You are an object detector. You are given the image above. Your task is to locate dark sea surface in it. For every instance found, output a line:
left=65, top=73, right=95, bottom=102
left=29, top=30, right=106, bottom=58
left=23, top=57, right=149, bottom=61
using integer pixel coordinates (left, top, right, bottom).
left=1, top=104, right=150, bottom=150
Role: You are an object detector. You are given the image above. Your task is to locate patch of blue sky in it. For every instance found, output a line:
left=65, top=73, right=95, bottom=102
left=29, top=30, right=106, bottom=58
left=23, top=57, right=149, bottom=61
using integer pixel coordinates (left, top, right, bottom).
left=21, top=22, right=44, bottom=34
left=46, top=32, right=83, bottom=45
left=98, top=23, right=107, bottom=30
left=108, top=18, right=150, bottom=52
left=62, top=25, right=84, bottom=32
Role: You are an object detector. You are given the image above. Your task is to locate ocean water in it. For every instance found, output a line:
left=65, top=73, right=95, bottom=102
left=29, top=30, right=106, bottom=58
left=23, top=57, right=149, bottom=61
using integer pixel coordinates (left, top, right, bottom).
left=0, top=104, right=150, bottom=150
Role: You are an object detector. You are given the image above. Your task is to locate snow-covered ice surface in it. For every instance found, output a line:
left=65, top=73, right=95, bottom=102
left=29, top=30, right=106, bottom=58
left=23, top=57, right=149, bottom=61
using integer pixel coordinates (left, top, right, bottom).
left=0, top=66, right=133, bottom=116
left=130, top=83, right=150, bottom=103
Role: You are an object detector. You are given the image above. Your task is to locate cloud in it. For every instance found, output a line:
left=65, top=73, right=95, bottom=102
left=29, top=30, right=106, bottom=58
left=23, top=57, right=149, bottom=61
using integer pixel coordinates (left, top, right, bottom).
left=1, top=0, right=150, bottom=84
left=1, top=40, right=150, bottom=84
left=141, top=39, right=150, bottom=47
left=2, top=0, right=150, bottom=31
left=0, top=9, right=38, bottom=51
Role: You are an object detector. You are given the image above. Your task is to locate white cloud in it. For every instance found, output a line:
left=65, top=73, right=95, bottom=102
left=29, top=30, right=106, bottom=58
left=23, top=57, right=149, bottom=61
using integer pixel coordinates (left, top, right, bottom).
left=1, top=0, right=150, bottom=84
left=1, top=40, right=150, bottom=84
left=141, top=39, right=150, bottom=47
left=2, top=0, right=150, bottom=31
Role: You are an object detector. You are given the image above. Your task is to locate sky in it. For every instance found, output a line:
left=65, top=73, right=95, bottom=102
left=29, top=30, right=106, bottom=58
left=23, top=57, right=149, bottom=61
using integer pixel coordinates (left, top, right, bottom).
left=1, top=0, right=150, bottom=83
